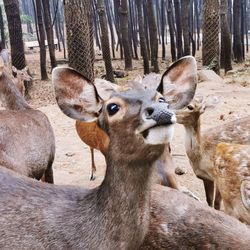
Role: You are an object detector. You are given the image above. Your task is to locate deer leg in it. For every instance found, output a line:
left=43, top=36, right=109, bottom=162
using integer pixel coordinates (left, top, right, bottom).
left=203, top=179, right=214, bottom=207
left=90, top=148, right=96, bottom=181
left=214, top=185, right=222, bottom=210
left=44, top=158, right=54, bottom=184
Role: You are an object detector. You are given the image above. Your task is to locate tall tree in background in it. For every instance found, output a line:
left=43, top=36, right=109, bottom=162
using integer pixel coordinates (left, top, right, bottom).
left=42, top=0, right=57, bottom=69
left=233, top=0, right=244, bottom=62
left=181, top=0, right=191, bottom=56
left=119, top=0, right=133, bottom=70
left=0, top=6, right=6, bottom=48
left=167, top=0, right=176, bottom=61
left=35, top=0, right=48, bottom=80
left=97, top=0, right=115, bottom=82
left=202, top=0, right=220, bottom=74
left=64, top=0, right=94, bottom=82
left=220, top=0, right=232, bottom=73
left=136, top=0, right=149, bottom=74
left=3, top=0, right=26, bottom=69
left=173, top=0, right=183, bottom=58
left=147, top=0, right=159, bottom=73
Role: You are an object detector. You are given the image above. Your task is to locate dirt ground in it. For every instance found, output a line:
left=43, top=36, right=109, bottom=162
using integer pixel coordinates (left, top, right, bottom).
left=24, top=49, right=250, bottom=202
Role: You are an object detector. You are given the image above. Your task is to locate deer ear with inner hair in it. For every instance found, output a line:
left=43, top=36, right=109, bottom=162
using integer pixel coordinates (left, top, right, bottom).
left=52, top=67, right=102, bottom=122
left=157, top=56, right=197, bottom=110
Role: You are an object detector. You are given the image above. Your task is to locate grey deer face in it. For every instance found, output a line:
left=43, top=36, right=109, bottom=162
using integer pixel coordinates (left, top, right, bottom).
left=53, top=56, right=197, bottom=163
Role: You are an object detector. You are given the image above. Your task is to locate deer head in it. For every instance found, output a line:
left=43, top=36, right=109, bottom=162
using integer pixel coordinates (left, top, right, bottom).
left=53, top=56, right=197, bottom=163
left=12, top=66, right=32, bottom=81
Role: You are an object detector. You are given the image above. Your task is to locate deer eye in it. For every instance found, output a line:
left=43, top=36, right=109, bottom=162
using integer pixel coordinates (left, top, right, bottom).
left=107, top=103, right=120, bottom=116
left=158, top=97, right=166, bottom=103
left=187, top=105, right=194, bottom=110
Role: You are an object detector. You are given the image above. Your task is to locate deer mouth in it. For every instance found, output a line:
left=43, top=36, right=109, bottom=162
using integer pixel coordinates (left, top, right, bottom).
left=137, top=117, right=176, bottom=145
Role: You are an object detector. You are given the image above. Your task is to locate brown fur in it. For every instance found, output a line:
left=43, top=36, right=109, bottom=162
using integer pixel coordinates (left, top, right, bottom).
left=176, top=98, right=250, bottom=209
left=75, top=58, right=198, bottom=196
left=140, top=185, right=250, bottom=249
left=0, top=57, right=196, bottom=248
left=0, top=70, right=55, bottom=183
left=214, top=143, right=250, bottom=225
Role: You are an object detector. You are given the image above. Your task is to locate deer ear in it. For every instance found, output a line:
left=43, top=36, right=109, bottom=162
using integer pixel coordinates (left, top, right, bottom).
left=12, top=66, right=17, bottom=73
left=157, top=56, right=197, bottom=110
left=241, top=179, right=250, bottom=210
left=52, top=67, right=102, bottom=122
left=94, top=78, right=119, bottom=101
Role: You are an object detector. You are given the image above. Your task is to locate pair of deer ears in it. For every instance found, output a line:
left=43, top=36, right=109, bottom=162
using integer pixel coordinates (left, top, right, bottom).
left=53, top=56, right=197, bottom=122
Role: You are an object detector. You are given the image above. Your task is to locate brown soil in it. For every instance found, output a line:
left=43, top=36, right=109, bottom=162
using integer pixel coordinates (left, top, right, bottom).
left=24, top=50, right=250, bottom=202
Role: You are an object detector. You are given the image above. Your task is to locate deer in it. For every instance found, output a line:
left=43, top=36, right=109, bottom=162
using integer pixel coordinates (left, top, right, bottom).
left=75, top=64, right=198, bottom=200
left=139, top=185, right=250, bottom=249
left=0, top=56, right=197, bottom=249
left=0, top=59, right=55, bottom=183
left=214, top=142, right=250, bottom=225
left=12, top=66, right=32, bottom=96
left=176, top=96, right=250, bottom=209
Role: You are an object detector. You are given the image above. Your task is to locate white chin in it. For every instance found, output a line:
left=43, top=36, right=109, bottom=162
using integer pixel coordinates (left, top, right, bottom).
left=144, top=125, right=174, bottom=145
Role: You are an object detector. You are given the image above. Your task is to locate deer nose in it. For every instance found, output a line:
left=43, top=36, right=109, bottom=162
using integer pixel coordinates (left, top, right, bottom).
left=144, top=104, right=176, bottom=125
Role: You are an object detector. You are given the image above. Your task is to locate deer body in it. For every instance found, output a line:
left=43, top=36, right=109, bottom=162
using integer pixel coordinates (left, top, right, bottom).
left=214, top=143, right=250, bottom=225
left=176, top=99, right=250, bottom=208
left=140, top=185, right=250, bottom=249
left=0, top=70, right=54, bottom=183
left=0, top=57, right=197, bottom=248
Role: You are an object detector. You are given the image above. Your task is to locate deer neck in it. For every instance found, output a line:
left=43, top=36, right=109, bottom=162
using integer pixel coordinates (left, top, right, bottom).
left=94, top=151, right=156, bottom=248
left=184, top=119, right=202, bottom=163
left=0, top=73, right=30, bottom=110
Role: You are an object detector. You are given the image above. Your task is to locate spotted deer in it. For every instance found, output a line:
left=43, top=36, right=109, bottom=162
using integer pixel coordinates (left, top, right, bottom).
left=0, top=57, right=197, bottom=249
left=0, top=61, right=54, bottom=183
left=75, top=60, right=198, bottom=199
left=214, top=143, right=250, bottom=225
left=12, top=66, right=32, bottom=96
left=176, top=97, right=250, bottom=209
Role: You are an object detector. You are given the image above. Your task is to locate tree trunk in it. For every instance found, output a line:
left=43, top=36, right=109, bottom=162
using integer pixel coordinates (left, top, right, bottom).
left=42, top=0, right=57, bottom=69
left=64, top=0, right=94, bottom=82
left=97, top=0, right=115, bottom=82
left=167, top=0, right=176, bottom=61
left=36, top=0, right=48, bottom=80
left=3, top=0, right=26, bottom=69
left=119, top=0, right=133, bottom=70
left=173, top=0, right=183, bottom=58
left=0, top=6, right=6, bottom=48
left=220, top=0, right=232, bottom=73
left=181, top=0, right=191, bottom=55
left=147, top=0, right=159, bottom=73
left=233, top=0, right=244, bottom=63
left=202, top=0, right=220, bottom=74
left=3, top=0, right=32, bottom=96
left=161, top=0, right=166, bottom=59
left=136, top=0, right=150, bottom=74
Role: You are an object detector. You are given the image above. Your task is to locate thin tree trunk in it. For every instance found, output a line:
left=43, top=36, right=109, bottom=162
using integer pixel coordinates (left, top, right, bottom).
left=0, top=6, right=6, bottom=48
left=181, top=0, right=191, bottom=55
left=36, top=0, right=48, bottom=80
left=136, top=0, right=150, bottom=74
left=220, top=0, right=232, bottom=73
left=233, top=0, right=244, bottom=62
left=173, top=0, right=183, bottom=58
left=167, top=0, right=176, bottom=61
left=119, top=0, right=133, bottom=70
left=161, top=0, right=166, bottom=59
left=97, top=0, right=115, bottom=82
left=42, top=0, right=57, bottom=69
left=147, top=0, right=159, bottom=73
